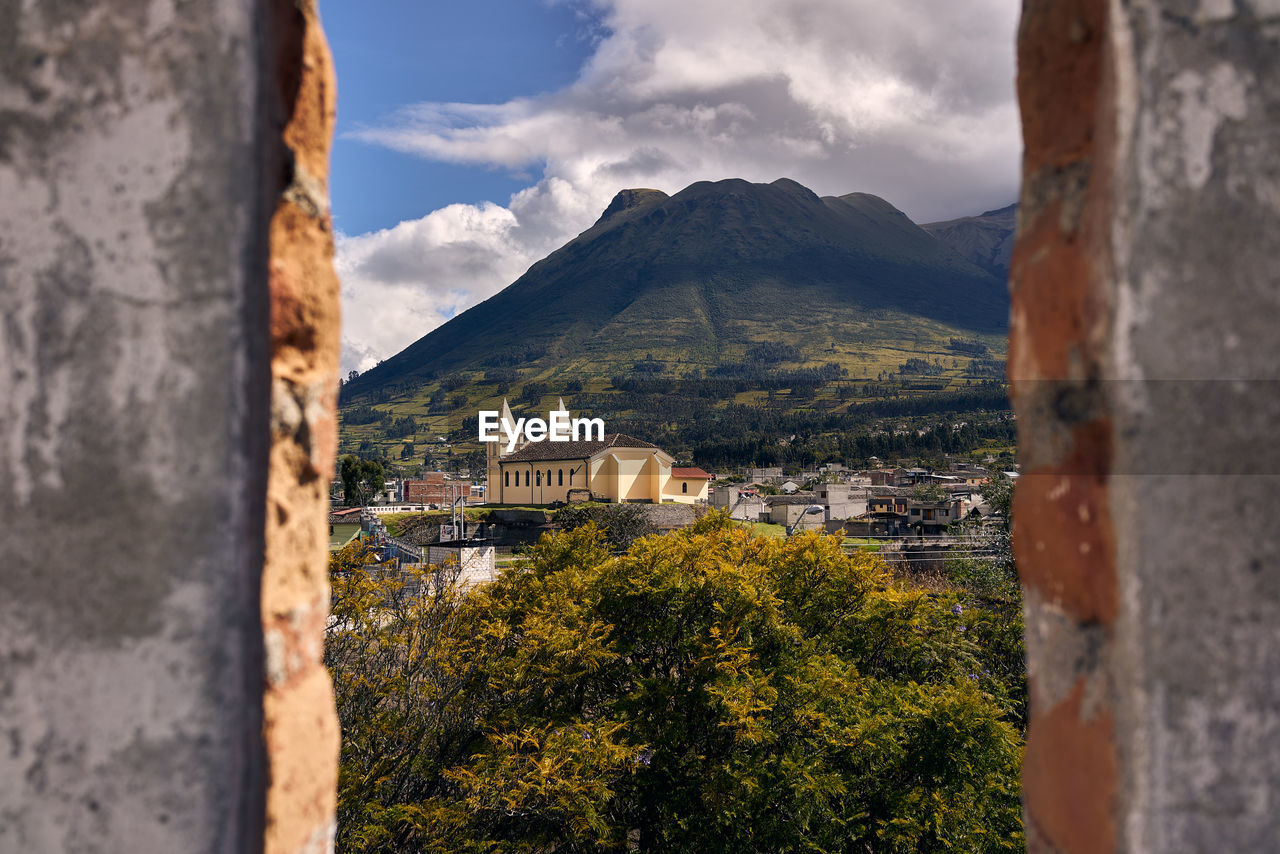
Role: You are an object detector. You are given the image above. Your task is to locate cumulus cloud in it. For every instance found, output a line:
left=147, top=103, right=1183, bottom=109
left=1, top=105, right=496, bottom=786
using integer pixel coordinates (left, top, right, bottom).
left=338, top=0, right=1021, bottom=373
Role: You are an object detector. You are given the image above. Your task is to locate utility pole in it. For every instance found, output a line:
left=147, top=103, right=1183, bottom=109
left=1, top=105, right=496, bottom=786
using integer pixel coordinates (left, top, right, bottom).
left=786, top=504, right=826, bottom=537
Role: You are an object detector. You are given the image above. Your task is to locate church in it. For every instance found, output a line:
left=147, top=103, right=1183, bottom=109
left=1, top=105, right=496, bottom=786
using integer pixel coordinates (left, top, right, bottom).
left=485, top=399, right=711, bottom=505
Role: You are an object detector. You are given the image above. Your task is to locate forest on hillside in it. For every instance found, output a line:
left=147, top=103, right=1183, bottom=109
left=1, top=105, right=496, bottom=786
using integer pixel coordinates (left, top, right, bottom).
left=339, top=359, right=1013, bottom=472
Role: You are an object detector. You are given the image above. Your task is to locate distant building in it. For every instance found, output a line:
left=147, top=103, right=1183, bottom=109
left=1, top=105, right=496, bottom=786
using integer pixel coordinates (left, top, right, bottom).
left=904, top=497, right=966, bottom=534
left=866, top=491, right=911, bottom=535
left=947, top=466, right=989, bottom=486
left=328, top=507, right=362, bottom=552
left=813, top=482, right=866, bottom=520
left=404, top=472, right=448, bottom=505
left=711, top=485, right=766, bottom=521
left=427, top=539, right=496, bottom=588
left=485, top=399, right=710, bottom=505
left=765, top=495, right=826, bottom=530
left=897, top=467, right=930, bottom=486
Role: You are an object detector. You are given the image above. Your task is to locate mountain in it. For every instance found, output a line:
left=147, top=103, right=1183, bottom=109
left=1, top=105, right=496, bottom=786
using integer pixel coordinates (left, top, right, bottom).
left=921, top=203, right=1017, bottom=281
left=344, top=178, right=1008, bottom=400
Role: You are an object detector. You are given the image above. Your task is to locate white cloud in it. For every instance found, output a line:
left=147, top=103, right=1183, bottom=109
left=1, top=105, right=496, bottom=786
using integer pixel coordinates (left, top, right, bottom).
left=338, top=0, right=1021, bottom=373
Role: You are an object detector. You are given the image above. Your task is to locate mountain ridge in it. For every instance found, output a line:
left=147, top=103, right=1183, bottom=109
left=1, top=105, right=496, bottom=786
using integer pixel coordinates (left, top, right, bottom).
left=344, top=177, right=1009, bottom=401
left=921, top=203, right=1017, bottom=281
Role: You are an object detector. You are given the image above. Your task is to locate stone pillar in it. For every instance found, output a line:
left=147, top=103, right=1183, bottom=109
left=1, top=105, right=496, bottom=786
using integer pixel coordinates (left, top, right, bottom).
left=0, top=1, right=341, bottom=851
left=1013, top=1, right=1280, bottom=851
left=0, top=1, right=272, bottom=850
left=262, top=1, right=342, bottom=851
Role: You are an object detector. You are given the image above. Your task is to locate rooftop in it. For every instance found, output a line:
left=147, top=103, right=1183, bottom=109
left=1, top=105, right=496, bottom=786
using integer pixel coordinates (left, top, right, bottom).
left=500, top=433, right=658, bottom=463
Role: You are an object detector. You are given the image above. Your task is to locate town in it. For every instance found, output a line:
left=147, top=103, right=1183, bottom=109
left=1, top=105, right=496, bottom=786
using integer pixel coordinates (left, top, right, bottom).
left=331, top=399, right=1013, bottom=586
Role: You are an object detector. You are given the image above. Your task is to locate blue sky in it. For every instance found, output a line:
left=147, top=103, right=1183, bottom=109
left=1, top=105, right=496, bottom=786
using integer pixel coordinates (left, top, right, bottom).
left=321, top=1, right=600, bottom=235
left=322, top=0, right=1021, bottom=374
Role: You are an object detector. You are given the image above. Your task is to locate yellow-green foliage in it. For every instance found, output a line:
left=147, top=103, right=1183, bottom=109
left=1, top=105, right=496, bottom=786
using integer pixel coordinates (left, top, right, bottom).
left=326, top=513, right=1023, bottom=853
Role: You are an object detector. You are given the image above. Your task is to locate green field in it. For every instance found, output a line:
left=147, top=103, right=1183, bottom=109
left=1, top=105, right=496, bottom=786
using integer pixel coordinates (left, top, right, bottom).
left=742, top=521, right=787, bottom=539
left=338, top=335, right=1010, bottom=473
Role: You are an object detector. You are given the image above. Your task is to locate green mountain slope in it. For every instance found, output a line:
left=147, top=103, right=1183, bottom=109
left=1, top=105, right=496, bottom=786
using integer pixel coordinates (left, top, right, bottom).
left=921, top=203, right=1018, bottom=281
left=344, top=178, right=1006, bottom=395
left=340, top=179, right=1013, bottom=469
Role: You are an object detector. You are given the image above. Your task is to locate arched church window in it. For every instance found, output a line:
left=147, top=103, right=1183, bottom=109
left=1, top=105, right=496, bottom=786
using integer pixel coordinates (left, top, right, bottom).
left=558, top=469, right=563, bottom=486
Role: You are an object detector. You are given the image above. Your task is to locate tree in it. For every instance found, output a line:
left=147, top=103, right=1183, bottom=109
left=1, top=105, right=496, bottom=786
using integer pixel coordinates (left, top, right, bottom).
left=327, top=515, right=1024, bottom=852
left=340, top=455, right=386, bottom=506
left=364, top=459, right=386, bottom=501
left=944, top=474, right=1024, bottom=726
left=552, top=503, right=659, bottom=551
left=911, top=482, right=948, bottom=503
left=339, top=455, right=361, bottom=506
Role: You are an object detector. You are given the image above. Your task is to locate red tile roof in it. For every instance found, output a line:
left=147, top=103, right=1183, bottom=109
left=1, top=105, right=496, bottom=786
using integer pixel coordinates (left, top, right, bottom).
left=500, top=433, right=658, bottom=463
left=672, top=467, right=713, bottom=479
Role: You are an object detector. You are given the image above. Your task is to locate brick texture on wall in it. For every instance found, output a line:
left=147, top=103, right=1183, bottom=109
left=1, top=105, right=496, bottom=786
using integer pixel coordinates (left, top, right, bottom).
left=1012, top=1, right=1120, bottom=850
left=1013, top=2, right=1280, bottom=851
left=263, top=1, right=342, bottom=851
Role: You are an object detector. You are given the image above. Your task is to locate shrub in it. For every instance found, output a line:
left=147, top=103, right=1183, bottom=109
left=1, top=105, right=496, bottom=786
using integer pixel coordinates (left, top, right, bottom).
left=327, top=516, right=1025, bottom=852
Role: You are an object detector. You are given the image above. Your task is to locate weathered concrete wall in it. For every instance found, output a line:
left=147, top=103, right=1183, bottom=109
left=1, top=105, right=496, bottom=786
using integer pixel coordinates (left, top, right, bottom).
left=1013, top=1, right=1280, bottom=851
left=0, top=1, right=342, bottom=851
left=0, top=1, right=271, bottom=850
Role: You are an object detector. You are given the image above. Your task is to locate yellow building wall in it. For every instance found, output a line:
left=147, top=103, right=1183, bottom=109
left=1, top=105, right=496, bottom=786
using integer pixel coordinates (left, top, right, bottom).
left=586, top=451, right=668, bottom=502
left=593, top=453, right=642, bottom=501
left=493, top=448, right=695, bottom=506
left=648, top=456, right=665, bottom=502
left=589, top=455, right=613, bottom=500
left=495, top=460, right=587, bottom=505
left=662, top=477, right=709, bottom=504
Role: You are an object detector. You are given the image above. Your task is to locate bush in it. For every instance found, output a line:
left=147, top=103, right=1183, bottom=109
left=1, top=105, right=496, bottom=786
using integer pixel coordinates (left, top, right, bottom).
left=552, top=503, right=658, bottom=551
left=327, top=516, right=1025, bottom=852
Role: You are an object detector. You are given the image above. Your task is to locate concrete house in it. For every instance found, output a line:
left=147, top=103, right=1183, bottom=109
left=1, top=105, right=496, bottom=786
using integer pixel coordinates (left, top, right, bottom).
left=711, top=485, right=766, bottom=521
left=813, top=482, right=866, bottom=520
left=904, top=497, right=966, bottom=534
left=765, top=495, right=827, bottom=530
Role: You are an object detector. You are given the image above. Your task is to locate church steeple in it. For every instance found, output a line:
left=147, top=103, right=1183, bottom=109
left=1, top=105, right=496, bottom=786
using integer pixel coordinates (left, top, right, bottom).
left=486, top=398, right=519, bottom=503
left=501, top=397, right=516, bottom=436
left=487, top=397, right=519, bottom=465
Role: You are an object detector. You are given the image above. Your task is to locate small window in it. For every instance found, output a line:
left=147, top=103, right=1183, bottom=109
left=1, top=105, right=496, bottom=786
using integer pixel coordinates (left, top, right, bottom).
left=558, top=469, right=563, bottom=486
left=682, top=482, right=688, bottom=494
left=536, top=471, right=541, bottom=487
left=524, top=471, right=530, bottom=487
left=504, top=471, right=509, bottom=487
